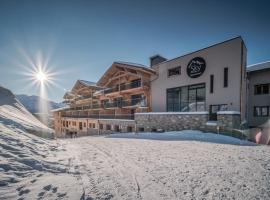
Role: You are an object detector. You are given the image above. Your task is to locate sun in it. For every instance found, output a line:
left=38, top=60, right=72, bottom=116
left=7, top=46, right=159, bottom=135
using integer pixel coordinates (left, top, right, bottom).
left=35, top=70, right=47, bottom=83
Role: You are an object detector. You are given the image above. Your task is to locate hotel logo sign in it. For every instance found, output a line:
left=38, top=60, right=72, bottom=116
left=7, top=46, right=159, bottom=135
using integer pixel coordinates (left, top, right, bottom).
left=186, top=57, right=206, bottom=78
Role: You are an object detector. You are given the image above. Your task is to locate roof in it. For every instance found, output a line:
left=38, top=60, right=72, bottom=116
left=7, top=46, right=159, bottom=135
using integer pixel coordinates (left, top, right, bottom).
left=247, top=61, right=270, bottom=73
left=97, top=62, right=156, bottom=86
left=152, top=36, right=244, bottom=66
left=114, top=61, right=156, bottom=73
left=51, top=107, right=69, bottom=112
left=78, top=80, right=97, bottom=87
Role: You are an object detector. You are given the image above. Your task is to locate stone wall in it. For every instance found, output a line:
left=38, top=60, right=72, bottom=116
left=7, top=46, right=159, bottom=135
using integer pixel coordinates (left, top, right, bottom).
left=98, top=119, right=135, bottom=134
left=135, top=111, right=241, bottom=133
left=135, top=112, right=209, bottom=132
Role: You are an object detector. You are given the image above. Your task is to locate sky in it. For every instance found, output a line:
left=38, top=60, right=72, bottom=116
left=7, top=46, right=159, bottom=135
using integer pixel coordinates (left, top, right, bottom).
left=0, top=0, right=269, bottom=102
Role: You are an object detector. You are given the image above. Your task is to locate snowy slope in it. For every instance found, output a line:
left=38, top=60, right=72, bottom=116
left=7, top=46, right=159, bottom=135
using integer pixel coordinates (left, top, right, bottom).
left=0, top=87, right=52, bottom=135
left=0, top=87, right=85, bottom=199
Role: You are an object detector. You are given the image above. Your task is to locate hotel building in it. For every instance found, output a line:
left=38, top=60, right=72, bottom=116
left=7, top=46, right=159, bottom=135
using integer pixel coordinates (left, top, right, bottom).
left=54, top=62, right=155, bottom=137
left=53, top=36, right=269, bottom=137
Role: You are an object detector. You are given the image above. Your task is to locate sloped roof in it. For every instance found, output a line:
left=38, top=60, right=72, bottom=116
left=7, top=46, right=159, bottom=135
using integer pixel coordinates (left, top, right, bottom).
left=97, top=62, right=156, bottom=86
left=155, top=36, right=244, bottom=66
left=114, top=61, right=156, bottom=74
left=247, top=61, right=270, bottom=73
left=78, top=80, right=97, bottom=87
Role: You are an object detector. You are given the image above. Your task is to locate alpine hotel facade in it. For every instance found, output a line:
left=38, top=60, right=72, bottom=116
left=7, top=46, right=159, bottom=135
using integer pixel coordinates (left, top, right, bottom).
left=53, top=36, right=269, bottom=137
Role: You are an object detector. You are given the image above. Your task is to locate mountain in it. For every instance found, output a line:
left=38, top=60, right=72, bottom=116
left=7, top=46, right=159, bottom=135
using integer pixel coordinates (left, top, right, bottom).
left=15, top=94, right=64, bottom=114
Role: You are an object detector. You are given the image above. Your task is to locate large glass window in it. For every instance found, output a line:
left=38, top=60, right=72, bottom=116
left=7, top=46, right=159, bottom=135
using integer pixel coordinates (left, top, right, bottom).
left=167, top=83, right=206, bottom=112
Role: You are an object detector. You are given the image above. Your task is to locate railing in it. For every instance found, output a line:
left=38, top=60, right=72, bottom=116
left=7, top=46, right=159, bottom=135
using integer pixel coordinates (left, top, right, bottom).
left=103, top=80, right=149, bottom=95
left=92, top=104, right=103, bottom=109
left=103, top=101, right=120, bottom=109
left=122, top=98, right=147, bottom=107
left=62, top=114, right=134, bottom=120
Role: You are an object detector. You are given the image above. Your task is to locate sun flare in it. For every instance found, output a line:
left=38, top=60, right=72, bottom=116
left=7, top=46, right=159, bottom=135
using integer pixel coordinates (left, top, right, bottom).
left=35, top=70, right=47, bottom=83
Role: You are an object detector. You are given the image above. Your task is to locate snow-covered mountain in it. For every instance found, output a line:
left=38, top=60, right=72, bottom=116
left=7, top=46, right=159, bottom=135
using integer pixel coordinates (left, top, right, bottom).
left=15, top=94, right=64, bottom=114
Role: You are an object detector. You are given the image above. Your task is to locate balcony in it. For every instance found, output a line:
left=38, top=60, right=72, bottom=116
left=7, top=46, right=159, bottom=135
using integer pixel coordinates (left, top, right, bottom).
left=103, top=101, right=120, bottom=109
left=102, top=80, right=149, bottom=95
left=62, top=113, right=134, bottom=120
left=122, top=98, right=147, bottom=108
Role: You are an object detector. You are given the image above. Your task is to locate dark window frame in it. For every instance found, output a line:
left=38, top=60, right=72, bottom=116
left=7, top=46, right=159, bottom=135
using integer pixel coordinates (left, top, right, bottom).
left=168, top=66, right=181, bottom=77
left=254, top=84, right=269, bottom=95
left=254, top=106, right=269, bottom=117
left=210, top=75, right=214, bottom=93
left=224, top=67, right=228, bottom=87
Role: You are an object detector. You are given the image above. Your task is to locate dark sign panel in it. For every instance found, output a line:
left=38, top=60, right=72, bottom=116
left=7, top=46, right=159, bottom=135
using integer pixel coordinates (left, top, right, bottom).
left=186, top=57, right=206, bottom=78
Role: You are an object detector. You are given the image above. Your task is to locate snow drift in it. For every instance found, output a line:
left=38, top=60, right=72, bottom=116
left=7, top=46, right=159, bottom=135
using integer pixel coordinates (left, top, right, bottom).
left=0, top=86, right=52, bottom=136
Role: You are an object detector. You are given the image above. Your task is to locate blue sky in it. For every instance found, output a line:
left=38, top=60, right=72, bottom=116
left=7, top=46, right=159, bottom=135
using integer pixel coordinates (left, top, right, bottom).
left=0, top=0, right=269, bottom=102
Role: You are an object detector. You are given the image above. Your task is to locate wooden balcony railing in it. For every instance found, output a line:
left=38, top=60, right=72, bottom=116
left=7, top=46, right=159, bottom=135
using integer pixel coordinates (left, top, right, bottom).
left=62, top=113, right=135, bottom=120
left=102, top=80, right=150, bottom=95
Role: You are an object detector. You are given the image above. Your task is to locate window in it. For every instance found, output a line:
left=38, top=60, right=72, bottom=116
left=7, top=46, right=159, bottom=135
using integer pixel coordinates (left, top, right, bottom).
left=138, top=127, right=144, bottom=132
left=79, top=122, right=82, bottom=130
left=168, top=66, right=181, bottom=77
left=254, top=106, right=269, bottom=117
left=99, top=124, right=103, bottom=130
left=209, top=104, right=228, bottom=121
left=210, top=75, right=214, bottom=93
left=254, top=84, right=269, bottom=95
left=127, top=126, right=133, bottom=132
left=93, top=123, right=95, bottom=129
left=130, top=79, right=141, bottom=88
left=106, top=124, right=111, bottom=130
left=167, top=83, right=206, bottom=112
left=224, top=67, right=228, bottom=87
left=114, top=125, right=120, bottom=132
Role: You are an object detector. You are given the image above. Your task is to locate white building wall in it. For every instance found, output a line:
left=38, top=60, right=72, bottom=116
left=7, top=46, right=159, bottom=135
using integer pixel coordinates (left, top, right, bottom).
left=151, top=37, right=245, bottom=118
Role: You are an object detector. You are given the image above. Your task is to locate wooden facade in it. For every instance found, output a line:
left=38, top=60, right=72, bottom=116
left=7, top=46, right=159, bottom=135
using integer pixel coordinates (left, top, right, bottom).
left=53, top=62, right=156, bottom=137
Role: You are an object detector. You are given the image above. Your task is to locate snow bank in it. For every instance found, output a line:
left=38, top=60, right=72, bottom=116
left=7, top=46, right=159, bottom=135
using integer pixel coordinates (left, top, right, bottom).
left=0, top=86, right=52, bottom=136
left=107, top=130, right=255, bottom=146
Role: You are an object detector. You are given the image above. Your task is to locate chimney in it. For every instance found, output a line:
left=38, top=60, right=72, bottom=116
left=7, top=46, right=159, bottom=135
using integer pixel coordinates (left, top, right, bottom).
left=150, top=54, right=167, bottom=68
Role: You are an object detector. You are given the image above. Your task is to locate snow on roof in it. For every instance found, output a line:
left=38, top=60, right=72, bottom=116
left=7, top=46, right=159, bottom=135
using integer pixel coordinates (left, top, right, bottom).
left=78, top=80, right=97, bottom=87
left=51, top=107, right=69, bottom=112
left=247, top=61, right=270, bottom=72
left=114, top=61, right=156, bottom=73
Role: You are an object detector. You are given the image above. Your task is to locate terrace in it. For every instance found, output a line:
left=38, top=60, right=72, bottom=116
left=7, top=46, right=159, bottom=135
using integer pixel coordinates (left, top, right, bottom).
left=62, top=113, right=135, bottom=120
left=94, top=80, right=150, bottom=96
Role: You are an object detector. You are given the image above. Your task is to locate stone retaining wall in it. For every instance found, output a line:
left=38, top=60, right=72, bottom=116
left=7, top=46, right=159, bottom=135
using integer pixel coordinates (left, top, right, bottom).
left=135, top=111, right=241, bottom=133
left=135, top=112, right=209, bottom=132
left=98, top=119, right=135, bottom=134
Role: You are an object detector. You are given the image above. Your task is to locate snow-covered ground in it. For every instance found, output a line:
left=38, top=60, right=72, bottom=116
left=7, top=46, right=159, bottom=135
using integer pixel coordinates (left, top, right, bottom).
left=1, top=86, right=270, bottom=199
left=1, top=129, right=270, bottom=200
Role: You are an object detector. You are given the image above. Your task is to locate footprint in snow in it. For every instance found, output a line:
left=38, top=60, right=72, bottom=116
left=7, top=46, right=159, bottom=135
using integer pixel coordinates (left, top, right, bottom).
left=38, top=191, right=45, bottom=197
left=30, top=179, right=37, bottom=183
left=52, top=187, right=58, bottom=193
left=43, top=184, right=52, bottom=191
left=57, top=192, right=67, bottom=197
left=19, top=189, right=31, bottom=196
